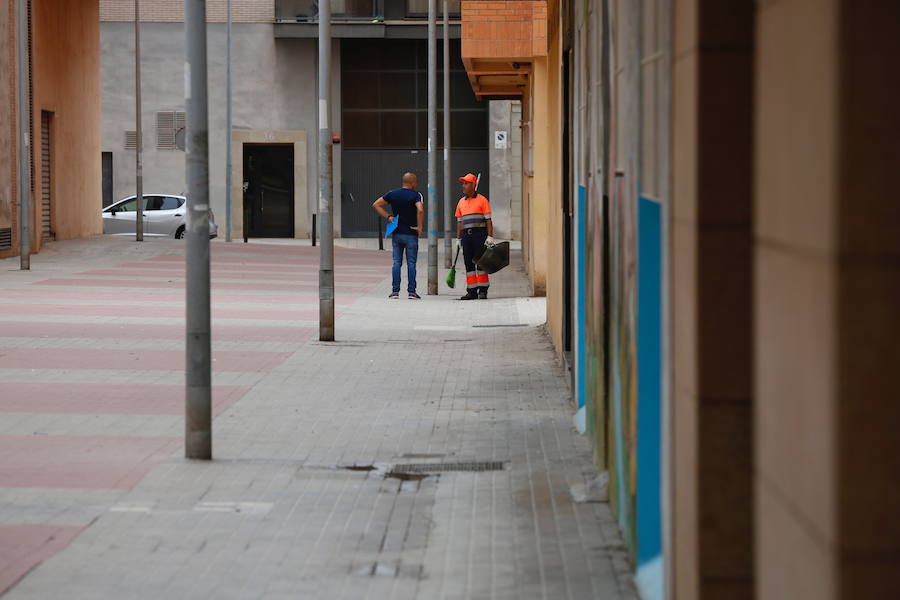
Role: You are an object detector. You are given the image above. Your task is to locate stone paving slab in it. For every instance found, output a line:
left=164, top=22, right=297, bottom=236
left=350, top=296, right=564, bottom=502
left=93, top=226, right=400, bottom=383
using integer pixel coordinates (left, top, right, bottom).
left=0, top=236, right=636, bottom=599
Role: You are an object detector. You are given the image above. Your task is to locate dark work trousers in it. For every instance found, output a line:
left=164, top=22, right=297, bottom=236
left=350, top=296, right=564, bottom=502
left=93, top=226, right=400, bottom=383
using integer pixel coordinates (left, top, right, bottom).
left=460, top=227, right=489, bottom=292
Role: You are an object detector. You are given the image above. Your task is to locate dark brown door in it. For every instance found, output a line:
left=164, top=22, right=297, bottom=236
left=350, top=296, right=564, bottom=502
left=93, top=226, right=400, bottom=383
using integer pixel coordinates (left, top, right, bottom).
left=243, top=144, right=294, bottom=238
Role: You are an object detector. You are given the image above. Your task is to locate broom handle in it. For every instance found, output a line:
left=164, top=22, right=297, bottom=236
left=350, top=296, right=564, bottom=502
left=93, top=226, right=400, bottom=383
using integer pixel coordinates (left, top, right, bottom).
left=453, top=243, right=460, bottom=267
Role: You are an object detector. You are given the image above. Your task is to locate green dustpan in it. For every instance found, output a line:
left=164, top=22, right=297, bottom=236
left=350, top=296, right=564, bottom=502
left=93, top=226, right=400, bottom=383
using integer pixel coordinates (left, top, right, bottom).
left=445, top=244, right=461, bottom=288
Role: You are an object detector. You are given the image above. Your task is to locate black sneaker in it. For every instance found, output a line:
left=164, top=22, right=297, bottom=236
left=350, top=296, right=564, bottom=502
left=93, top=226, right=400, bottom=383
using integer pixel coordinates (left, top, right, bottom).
left=388, top=292, right=400, bottom=299
left=408, top=292, right=421, bottom=300
left=477, top=289, right=488, bottom=299
left=459, top=291, right=478, bottom=301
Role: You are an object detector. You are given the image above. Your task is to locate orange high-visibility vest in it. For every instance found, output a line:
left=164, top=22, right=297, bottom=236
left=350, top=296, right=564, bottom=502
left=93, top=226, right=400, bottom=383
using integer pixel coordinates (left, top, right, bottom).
left=455, top=194, right=492, bottom=228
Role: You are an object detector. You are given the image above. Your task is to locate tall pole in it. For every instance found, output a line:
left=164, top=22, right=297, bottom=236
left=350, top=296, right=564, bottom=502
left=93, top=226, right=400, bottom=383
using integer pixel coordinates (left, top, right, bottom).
left=318, top=0, right=335, bottom=341
left=426, top=0, right=438, bottom=294
left=134, top=0, right=144, bottom=241
left=16, top=0, right=30, bottom=270
left=225, top=0, right=233, bottom=242
left=184, top=0, right=212, bottom=460
left=442, top=0, right=452, bottom=268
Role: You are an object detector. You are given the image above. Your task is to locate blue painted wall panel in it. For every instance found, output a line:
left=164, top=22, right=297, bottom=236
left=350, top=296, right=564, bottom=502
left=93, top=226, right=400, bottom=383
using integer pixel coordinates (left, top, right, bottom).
left=577, top=186, right=587, bottom=408
left=637, top=196, right=662, bottom=567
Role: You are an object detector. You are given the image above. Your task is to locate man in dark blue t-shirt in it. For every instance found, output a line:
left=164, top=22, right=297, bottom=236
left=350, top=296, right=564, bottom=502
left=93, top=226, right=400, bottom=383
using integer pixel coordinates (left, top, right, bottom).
left=372, top=173, right=425, bottom=299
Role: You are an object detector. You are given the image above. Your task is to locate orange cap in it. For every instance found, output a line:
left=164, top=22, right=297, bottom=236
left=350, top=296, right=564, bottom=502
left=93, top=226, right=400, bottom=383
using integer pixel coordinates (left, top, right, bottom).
left=458, top=173, right=478, bottom=183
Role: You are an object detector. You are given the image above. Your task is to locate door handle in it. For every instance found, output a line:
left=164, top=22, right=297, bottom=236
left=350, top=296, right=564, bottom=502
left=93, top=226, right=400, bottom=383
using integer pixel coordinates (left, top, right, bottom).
left=261, top=189, right=265, bottom=213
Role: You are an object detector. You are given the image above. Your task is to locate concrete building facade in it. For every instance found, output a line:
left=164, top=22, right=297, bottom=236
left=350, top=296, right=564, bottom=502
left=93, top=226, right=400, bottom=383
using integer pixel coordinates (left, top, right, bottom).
left=0, top=0, right=102, bottom=259
left=100, top=17, right=321, bottom=238
left=101, top=0, right=520, bottom=241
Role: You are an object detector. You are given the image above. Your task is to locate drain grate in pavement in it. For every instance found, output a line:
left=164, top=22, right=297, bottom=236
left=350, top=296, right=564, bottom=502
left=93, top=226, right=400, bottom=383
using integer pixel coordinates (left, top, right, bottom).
left=390, top=461, right=505, bottom=473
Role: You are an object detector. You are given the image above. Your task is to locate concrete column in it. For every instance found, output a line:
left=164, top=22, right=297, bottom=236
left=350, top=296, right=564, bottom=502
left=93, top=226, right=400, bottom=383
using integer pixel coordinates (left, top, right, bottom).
left=488, top=100, right=513, bottom=240
left=509, top=101, right=522, bottom=241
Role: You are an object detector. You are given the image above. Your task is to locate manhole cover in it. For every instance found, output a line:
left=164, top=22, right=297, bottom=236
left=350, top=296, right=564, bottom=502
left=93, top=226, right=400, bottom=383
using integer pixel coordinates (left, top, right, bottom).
left=390, top=461, right=505, bottom=473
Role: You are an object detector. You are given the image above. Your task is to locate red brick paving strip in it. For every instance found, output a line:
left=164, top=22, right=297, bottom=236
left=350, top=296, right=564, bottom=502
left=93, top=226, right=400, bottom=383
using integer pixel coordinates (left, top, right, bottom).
left=0, top=288, right=353, bottom=306
left=33, top=278, right=371, bottom=293
left=0, top=524, right=83, bottom=595
left=0, top=321, right=315, bottom=343
left=2, top=302, right=320, bottom=321
left=0, top=348, right=291, bottom=372
left=0, top=243, right=389, bottom=594
left=78, top=268, right=385, bottom=283
left=0, top=383, right=248, bottom=415
left=149, top=254, right=390, bottom=267
left=0, top=436, right=180, bottom=489
left=115, top=261, right=384, bottom=274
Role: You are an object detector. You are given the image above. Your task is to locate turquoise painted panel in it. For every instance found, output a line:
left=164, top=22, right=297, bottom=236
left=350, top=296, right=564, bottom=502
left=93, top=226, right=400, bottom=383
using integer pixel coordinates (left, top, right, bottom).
left=637, top=195, right=662, bottom=569
left=577, top=185, right=587, bottom=408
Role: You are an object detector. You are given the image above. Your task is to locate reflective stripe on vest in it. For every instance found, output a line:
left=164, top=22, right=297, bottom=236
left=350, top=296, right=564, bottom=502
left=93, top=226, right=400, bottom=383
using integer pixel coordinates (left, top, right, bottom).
left=459, top=213, right=488, bottom=228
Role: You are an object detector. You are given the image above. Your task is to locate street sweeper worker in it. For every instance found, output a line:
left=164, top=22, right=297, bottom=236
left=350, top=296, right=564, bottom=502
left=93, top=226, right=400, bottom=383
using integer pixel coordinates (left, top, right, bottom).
left=455, top=173, right=495, bottom=300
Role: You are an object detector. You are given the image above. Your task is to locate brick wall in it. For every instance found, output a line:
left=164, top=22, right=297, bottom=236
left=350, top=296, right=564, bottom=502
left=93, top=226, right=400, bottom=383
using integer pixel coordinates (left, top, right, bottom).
left=461, top=0, right=547, bottom=59
left=100, top=0, right=274, bottom=23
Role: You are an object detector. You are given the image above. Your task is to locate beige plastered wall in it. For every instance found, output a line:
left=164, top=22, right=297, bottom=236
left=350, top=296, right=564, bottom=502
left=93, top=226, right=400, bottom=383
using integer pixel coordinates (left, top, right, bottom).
left=540, top=8, right=565, bottom=354
left=756, top=1, right=900, bottom=598
left=671, top=1, right=700, bottom=595
left=231, top=130, right=308, bottom=239
left=31, top=0, right=103, bottom=248
left=754, top=1, right=840, bottom=596
left=526, top=64, right=552, bottom=301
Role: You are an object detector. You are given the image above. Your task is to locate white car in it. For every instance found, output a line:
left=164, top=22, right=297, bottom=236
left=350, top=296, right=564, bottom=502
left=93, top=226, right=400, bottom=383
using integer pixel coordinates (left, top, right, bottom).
left=102, top=194, right=218, bottom=238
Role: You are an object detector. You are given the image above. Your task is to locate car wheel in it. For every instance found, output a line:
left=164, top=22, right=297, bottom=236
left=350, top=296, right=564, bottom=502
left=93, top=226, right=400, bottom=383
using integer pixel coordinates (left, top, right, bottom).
left=175, top=226, right=185, bottom=239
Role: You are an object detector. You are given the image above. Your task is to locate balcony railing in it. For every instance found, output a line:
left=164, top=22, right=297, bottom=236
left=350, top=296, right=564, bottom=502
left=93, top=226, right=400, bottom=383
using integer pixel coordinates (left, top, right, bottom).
left=275, top=0, right=460, bottom=23
left=275, top=0, right=379, bottom=22
left=405, top=0, right=460, bottom=17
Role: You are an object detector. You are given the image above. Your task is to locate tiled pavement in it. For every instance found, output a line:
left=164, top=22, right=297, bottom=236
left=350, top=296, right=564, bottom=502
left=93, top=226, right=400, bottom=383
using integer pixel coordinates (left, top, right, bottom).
left=0, top=236, right=636, bottom=599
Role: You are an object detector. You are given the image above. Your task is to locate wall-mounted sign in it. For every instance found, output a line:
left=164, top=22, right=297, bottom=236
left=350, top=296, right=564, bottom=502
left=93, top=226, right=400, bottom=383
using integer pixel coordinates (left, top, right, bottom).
left=494, top=130, right=508, bottom=149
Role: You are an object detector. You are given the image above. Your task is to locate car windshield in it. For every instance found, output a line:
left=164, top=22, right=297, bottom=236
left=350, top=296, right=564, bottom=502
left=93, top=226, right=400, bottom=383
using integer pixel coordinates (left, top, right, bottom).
left=108, top=198, right=137, bottom=212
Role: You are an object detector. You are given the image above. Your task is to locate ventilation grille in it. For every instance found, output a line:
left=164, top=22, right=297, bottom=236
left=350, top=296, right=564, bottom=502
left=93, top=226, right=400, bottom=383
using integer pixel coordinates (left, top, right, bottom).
left=41, top=111, right=53, bottom=241
left=390, top=461, right=505, bottom=474
left=0, top=228, right=11, bottom=250
left=124, top=130, right=137, bottom=150
left=157, top=111, right=185, bottom=150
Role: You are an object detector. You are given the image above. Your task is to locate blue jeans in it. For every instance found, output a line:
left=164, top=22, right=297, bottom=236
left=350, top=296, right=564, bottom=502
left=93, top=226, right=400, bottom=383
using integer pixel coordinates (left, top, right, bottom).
left=392, top=233, right=419, bottom=293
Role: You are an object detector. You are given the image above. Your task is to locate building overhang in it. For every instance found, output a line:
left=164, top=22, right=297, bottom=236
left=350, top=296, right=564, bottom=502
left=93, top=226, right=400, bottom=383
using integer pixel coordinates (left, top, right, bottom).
left=461, top=58, right=530, bottom=98
left=460, top=0, right=547, bottom=98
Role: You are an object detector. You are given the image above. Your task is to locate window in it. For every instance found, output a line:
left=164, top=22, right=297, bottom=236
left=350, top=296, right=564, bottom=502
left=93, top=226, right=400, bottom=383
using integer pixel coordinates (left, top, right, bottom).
left=163, top=196, right=184, bottom=210
left=112, top=198, right=137, bottom=212
left=144, top=196, right=166, bottom=211
left=406, top=0, right=460, bottom=17
left=342, top=39, right=487, bottom=149
left=275, top=0, right=377, bottom=21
